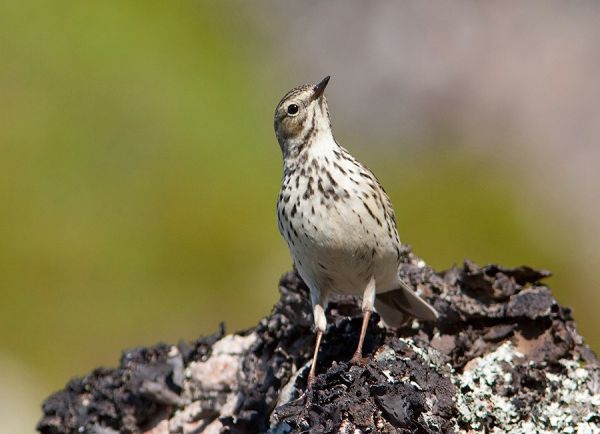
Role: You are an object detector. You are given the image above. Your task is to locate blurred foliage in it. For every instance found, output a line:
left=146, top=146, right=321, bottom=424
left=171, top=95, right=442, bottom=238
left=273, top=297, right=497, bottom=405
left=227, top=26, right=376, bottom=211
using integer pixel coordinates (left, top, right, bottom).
left=0, top=0, right=284, bottom=393
left=0, top=1, right=595, bottom=420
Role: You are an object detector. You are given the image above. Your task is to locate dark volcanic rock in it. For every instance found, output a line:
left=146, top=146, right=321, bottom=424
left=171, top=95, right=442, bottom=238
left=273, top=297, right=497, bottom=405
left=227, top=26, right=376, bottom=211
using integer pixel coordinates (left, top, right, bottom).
left=38, top=250, right=599, bottom=433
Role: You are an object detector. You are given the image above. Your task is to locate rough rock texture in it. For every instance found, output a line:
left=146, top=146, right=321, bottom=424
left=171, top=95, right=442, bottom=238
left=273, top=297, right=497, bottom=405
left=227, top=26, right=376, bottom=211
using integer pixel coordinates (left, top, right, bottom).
left=38, top=248, right=599, bottom=433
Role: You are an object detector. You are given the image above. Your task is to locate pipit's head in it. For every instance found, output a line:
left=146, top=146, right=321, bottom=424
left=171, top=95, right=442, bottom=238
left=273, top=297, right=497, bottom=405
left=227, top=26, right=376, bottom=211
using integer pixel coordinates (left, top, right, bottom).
left=274, top=76, right=332, bottom=154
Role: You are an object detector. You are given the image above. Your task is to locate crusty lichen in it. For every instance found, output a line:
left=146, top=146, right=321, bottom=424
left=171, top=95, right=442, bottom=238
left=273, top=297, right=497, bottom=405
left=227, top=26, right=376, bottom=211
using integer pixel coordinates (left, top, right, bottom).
left=455, top=341, right=599, bottom=433
left=540, top=358, right=599, bottom=433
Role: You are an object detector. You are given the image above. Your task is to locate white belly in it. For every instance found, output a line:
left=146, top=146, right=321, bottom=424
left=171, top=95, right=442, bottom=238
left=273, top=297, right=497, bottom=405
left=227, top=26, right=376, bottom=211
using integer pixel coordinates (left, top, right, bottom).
left=280, top=188, right=400, bottom=296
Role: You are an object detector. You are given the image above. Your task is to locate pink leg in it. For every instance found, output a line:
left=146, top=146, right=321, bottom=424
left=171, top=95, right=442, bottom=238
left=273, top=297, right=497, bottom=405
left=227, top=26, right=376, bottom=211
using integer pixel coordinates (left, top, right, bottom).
left=350, top=310, right=371, bottom=364
left=351, top=277, right=376, bottom=364
left=307, top=329, right=324, bottom=386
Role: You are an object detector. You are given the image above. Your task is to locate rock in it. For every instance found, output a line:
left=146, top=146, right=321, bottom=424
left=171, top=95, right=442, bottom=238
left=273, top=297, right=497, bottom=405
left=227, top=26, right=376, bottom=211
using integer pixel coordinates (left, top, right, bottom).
left=37, top=249, right=599, bottom=433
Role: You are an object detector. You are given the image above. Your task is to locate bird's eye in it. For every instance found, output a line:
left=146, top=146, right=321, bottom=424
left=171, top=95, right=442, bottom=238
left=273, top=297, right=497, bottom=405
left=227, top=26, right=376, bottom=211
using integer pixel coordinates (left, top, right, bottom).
left=287, top=104, right=299, bottom=116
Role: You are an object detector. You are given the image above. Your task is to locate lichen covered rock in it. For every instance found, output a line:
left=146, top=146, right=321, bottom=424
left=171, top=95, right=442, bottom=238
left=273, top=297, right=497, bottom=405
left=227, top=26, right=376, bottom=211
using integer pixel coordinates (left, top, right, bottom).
left=38, top=248, right=599, bottom=433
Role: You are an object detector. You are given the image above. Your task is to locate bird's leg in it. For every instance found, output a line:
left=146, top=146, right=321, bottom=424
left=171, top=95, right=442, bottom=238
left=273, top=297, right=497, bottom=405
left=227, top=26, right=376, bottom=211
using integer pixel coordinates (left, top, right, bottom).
left=351, top=277, right=376, bottom=365
left=307, top=328, right=323, bottom=386
left=307, top=292, right=327, bottom=386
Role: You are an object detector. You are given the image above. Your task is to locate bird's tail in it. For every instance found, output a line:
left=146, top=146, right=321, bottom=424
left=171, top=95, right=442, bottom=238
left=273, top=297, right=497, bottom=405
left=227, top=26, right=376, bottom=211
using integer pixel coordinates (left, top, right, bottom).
left=374, top=280, right=438, bottom=328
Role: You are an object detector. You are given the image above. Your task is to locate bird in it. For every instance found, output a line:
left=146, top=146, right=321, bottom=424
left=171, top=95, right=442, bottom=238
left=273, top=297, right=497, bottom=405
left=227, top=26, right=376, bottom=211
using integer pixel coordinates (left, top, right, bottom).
left=274, top=76, right=438, bottom=385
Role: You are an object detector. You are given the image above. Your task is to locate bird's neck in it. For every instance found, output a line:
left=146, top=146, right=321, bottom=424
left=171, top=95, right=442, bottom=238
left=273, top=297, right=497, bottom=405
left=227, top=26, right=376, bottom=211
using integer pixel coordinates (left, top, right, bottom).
left=283, top=127, right=337, bottom=173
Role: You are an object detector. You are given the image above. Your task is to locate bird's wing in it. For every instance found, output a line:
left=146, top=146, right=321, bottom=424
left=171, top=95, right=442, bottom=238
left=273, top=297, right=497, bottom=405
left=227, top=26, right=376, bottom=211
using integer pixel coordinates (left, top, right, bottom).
left=348, top=149, right=401, bottom=242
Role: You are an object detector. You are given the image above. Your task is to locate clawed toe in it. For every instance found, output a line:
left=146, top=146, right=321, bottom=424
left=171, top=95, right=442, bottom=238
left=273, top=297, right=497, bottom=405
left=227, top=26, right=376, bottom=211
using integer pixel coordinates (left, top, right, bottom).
left=350, top=353, right=369, bottom=366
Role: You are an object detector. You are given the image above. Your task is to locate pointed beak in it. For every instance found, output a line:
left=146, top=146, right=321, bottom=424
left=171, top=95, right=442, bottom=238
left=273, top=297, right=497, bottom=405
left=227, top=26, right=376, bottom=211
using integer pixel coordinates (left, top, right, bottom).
left=312, top=75, right=330, bottom=100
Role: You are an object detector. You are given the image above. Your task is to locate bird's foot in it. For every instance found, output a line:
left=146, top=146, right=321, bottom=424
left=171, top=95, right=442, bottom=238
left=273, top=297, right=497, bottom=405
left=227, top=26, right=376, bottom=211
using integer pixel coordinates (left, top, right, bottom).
left=350, top=353, right=369, bottom=366
left=303, top=372, right=318, bottom=407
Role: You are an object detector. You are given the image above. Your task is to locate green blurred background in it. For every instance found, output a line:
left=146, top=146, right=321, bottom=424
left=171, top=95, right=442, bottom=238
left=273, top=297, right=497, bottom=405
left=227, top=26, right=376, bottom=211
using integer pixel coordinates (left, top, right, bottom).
left=1, top=1, right=597, bottom=430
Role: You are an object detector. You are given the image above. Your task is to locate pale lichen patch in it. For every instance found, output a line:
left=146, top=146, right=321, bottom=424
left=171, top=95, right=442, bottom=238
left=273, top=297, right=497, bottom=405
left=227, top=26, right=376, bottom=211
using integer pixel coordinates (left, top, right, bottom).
left=455, top=341, right=599, bottom=433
